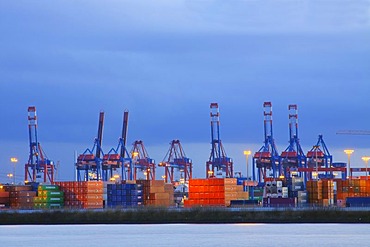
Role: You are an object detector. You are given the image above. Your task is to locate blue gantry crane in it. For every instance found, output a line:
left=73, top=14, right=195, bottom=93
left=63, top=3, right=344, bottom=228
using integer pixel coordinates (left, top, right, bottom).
left=76, top=111, right=105, bottom=181
left=131, top=140, right=156, bottom=180
left=102, top=110, right=133, bottom=181
left=25, top=106, right=55, bottom=183
left=306, top=134, right=334, bottom=180
left=281, top=104, right=306, bottom=179
left=159, top=140, right=192, bottom=184
left=252, top=102, right=281, bottom=185
left=206, top=103, right=233, bottom=178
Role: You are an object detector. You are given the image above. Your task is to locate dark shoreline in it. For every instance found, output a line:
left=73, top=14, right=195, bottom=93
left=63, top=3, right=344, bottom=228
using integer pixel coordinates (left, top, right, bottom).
left=0, top=207, right=369, bottom=225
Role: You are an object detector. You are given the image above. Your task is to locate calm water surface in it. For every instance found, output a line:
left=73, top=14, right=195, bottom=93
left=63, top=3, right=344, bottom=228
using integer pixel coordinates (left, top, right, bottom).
left=1, top=224, right=369, bottom=246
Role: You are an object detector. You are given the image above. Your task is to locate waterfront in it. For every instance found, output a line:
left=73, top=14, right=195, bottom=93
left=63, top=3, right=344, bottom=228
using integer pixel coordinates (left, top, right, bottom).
left=0, top=223, right=369, bottom=247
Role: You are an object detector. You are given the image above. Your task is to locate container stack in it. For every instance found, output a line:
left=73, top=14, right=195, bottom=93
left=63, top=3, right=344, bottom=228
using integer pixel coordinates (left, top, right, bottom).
left=54, top=181, right=104, bottom=209
left=184, top=178, right=247, bottom=207
left=287, top=177, right=305, bottom=198
left=185, top=178, right=225, bottom=207
left=262, top=179, right=296, bottom=207
left=54, top=181, right=81, bottom=208
left=7, top=185, right=35, bottom=209
left=335, top=179, right=370, bottom=207
left=0, top=185, right=10, bottom=208
left=264, top=180, right=285, bottom=198
left=307, top=180, right=334, bottom=206
left=297, top=191, right=308, bottom=206
left=282, top=187, right=289, bottom=198
left=147, top=180, right=175, bottom=207
left=307, top=180, right=322, bottom=206
left=287, top=177, right=307, bottom=206
left=322, top=179, right=334, bottom=206
left=34, top=184, right=64, bottom=209
left=250, top=187, right=263, bottom=201
left=106, top=182, right=143, bottom=208
left=346, top=197, right=370, bottom=207
left=136, top=180, right=151, bottom=205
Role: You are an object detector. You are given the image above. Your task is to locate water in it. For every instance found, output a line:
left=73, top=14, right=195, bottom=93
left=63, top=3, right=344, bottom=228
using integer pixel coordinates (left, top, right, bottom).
left=0, top=224, right=369, bottom=246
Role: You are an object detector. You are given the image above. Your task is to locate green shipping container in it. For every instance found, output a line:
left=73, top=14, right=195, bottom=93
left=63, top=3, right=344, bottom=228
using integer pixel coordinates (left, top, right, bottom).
left=38, top=185, right=59, bottom=191
left=34, top=196, right=64, bottom=203
left=38, top=191, right=64, bottom=197
left=34, top=202, right=63, bottom=209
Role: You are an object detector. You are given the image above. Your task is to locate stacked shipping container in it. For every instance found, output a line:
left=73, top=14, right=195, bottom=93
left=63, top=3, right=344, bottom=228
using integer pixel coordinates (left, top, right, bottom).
left=54, top=181, right=104, bottom=209
left=34, top=185, right=64, bottom=209
left=336, top=179, right=370, bottom=207
left=184, top=178, right=248, bottom=207
left=147, top=180, right=175, bottom=207
left=306, top=180, right=334, bottom=206
left=0, top=185, right=9, bottom=208
left=6, top=185, right=35, bottom=209
left=107, top=182, right=143, bottom=208
left=133, top=180, right=175, bottom=207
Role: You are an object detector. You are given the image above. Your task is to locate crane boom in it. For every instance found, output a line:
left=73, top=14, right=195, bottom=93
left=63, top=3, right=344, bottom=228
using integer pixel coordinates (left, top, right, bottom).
left=121, top=110, right=129, bottom=158
left=336, top=130, right=370, bottom=135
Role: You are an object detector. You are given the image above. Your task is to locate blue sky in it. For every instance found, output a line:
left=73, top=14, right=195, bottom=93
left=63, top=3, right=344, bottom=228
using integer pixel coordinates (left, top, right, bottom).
left=1, top=1, right=370, bottom=182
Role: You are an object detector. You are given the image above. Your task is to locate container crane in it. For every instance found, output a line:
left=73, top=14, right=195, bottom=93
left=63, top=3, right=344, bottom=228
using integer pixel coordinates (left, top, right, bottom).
left=102, top=110, right=133, bottom=181
left=159, top=140, right=192, bottom=184
left=280, top=104, right=306, bottom=179
left=306, top=134, right=333, bottom=180
left=25, top=106, right=55, bottom=183
left=75, top=112, right=105, bottom=181
left=252, top=102, right=281, bottom=185
left=131, top=140, right=156, bottom=180
left=206, top=103, right=233, bottom=178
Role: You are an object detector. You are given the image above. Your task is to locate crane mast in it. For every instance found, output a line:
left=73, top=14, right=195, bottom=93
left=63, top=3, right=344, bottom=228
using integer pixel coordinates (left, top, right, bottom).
left=76, top=112, right=105, bottom=181
left=281, top=104, right=306, bottom=179
left=102, top=110, right=133, bottom=181
left=252, top=102, right=281, bottom=185
left=25, top=106, right=55, bottom=183
left=206, top=103, right=233, bottom=178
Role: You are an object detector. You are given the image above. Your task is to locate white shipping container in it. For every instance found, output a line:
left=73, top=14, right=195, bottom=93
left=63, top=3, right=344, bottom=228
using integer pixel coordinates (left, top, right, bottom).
left=292, top=177, right=303, bottom=183
left=298, top=191, right=307, bottom=197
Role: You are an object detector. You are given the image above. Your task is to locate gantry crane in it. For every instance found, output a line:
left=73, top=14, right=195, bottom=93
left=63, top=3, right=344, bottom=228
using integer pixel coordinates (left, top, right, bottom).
left=76, top=112, right=105, bottom=181
left=206, top=103, right=233, bottom=178
left=280, top=104, right=306, bottom=179
left=131, top=140, right=156, bottom=180
left=306, top=134, right=333, bottom=180
left=252, top=102, right=281, bottom=185
left=102, top=110, right=133, bottom=181
left=25, top=106, right=55, bottom=183
left=159, top=140, right=192, bottom=184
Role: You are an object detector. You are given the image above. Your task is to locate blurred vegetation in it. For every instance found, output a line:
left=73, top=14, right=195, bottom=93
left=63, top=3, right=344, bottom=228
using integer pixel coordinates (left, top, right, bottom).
left=0, top=207, right=369, bottom=224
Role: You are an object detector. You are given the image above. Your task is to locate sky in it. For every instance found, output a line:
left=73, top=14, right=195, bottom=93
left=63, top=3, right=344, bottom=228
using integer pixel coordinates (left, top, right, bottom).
left=1, top=1, right=370, bottom=183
